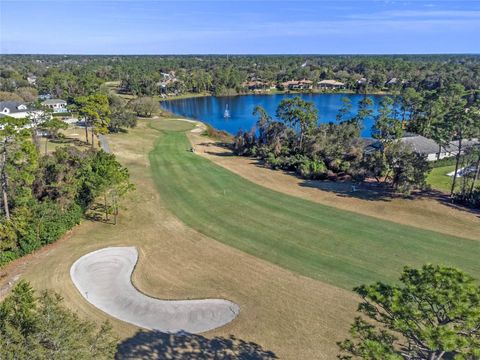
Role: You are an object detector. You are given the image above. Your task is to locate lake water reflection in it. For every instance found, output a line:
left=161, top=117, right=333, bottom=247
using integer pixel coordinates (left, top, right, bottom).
left=161, top=93, right=387, bottom=137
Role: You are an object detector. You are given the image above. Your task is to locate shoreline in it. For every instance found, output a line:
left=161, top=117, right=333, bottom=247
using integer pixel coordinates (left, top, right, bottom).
left=159, top=89, right=393, bottom=102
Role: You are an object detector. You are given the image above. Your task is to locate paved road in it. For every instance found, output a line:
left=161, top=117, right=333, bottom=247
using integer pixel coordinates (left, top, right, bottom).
left=70, top=247, right=239, bottom=333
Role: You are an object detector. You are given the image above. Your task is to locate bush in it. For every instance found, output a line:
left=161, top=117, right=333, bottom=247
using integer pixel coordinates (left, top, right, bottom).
left=0, top=281, right=118, bottom=359
left=453, top=187, right=480, bottom=209
left=266, top=153, right=283, bottom=169
left=0, top=251, right=18, bottom=267
left=328, top=158, right=351, bottom=174
left=297, top=159, right=328, bottom=180
left=431, top=155, right=466, bottom=168
left=36, top=202, right=82, bottom=246
left=17, top=202, right=83, bottom=255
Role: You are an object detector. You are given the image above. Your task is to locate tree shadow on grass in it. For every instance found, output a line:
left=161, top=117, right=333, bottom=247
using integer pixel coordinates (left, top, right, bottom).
left=196, top=142, right=235, bottom=157
left=84, top=202, right=117, bottom=224
left=425, top=189, right=480, bottom=219
left=299, top=178, right=397, bottom=202
left=199, top=141, right=480, bottom=215
left=116, top=330, right=278, bottom=360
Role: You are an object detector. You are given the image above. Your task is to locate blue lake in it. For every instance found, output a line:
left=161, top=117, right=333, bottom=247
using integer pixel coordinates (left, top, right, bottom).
left=161, top=94, right=387, bottom=137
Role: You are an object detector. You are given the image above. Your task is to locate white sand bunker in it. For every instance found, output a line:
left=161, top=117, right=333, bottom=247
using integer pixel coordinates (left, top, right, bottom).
left=70, top=247, right=239, bottom=333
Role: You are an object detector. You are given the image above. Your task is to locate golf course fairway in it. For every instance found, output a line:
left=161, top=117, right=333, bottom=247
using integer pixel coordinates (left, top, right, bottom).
left=148, top=121, right=480, bottom=289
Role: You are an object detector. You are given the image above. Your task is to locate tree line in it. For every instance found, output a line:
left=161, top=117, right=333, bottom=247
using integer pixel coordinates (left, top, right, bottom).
left=233, top=84, right=480, bottom=202
left=1, top=54, right=479, bottom=98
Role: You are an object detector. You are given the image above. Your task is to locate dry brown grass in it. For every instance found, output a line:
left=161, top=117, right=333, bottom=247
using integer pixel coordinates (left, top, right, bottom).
left=38, top=125, right=102, bottom=154
left=189, top=132, right=480, bottom=241
left=2, top=119, right=358, bottom=360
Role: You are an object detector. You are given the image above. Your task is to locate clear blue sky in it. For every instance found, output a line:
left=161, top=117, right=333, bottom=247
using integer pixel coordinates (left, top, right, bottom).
left=1, top=0, right=479, bottom=54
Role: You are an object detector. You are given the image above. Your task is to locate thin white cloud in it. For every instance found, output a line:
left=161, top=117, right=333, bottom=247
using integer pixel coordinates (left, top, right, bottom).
left=347, top=10, right=480, bottom=20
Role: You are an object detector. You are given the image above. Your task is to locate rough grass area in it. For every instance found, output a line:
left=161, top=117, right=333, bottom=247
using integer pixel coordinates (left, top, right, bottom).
left=39, top=125, right=101, bottom=154
left=149, top=124, right=480, bottom=290
left=428, top=165, right=455, bottom=193
left=6, top=118, right=359, bottom=359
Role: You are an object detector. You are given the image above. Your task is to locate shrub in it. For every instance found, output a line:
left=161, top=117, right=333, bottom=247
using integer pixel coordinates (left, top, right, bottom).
left=0, top=281, right=118, bottom=358
left=431, top=155, right=466, bottom=168
left=453, top=187, right=480, bottom=209
left=266, top=153, right=283, bottom=169
left=0, top=251, right=18, bottom=267
left=17, top=202, right=83, bottom=255
left=297, top=159, right=328, bottom=180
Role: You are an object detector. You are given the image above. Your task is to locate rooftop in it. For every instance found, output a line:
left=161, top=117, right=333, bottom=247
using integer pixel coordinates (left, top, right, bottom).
left=41, top=99, right=67, bottom=105
left=318, top=79, right=345, bottom=86
left=0, top=101, right=27, bottom=113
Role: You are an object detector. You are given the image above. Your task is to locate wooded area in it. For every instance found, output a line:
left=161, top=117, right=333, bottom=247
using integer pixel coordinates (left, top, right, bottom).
left=234, top=83, right=480, bottom=201
left=1, top=55, right=479, bottom=98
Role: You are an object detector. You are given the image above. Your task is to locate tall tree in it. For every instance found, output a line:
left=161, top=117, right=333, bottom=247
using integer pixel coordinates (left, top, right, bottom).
left=107, top=94, right=137, bottom=133
left=78, top=150, right=133, bottom=223
left=39, top=118, right=68, bottom=155
left=447, top=104, right=480, bottom=197
left=276, top=96, right=318, bottom=153
left=336, top=97, right=353, bottom=123
left=338, top=264, right=480, bottom=360
left=371, top=96, right=403, bottom=146
left=253, top=105, right=272, bottom=145
left=369, top=97, right=405, bottom=184
left=0, top=116, right=37, bottom=220
left=351, top=96, right=373, bottom=136
left=74, top=94, right=111, bottom=147
left=429, top=85, right=480, bottom=196
left=27, top=104, right=51, bottom=151
left=399, top=87, right=423, bottom=123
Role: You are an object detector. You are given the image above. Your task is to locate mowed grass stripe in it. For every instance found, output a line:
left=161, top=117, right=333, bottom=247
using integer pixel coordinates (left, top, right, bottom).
left=149, top=126, right=480, bottom=289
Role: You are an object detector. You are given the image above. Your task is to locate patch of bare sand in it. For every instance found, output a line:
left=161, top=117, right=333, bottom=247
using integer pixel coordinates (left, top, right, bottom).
left=189, top=133, right=480, bottom=241
left=1, top=120, right=357, bottom=360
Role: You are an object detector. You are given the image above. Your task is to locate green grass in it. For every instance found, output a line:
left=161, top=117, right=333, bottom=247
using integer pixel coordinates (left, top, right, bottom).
left=148, top=121, right=480, bottom=289
left=428, top=165, right=455, bottom=193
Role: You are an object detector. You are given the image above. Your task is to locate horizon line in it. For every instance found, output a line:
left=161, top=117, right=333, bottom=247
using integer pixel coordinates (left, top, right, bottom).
left=1, top=53, right=480, bottom=56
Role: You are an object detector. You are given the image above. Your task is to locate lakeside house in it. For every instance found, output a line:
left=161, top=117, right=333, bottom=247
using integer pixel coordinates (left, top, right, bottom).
left=242, top=80, right=272, bottom=91
left=41, top=99, right=68, bottom=112
left=281, top=79, right=313, bottom=90
left=157, top=73, right=178, bottom=92
left=401, top=134, right=479, bottom=161
left=357, top=78, right=367, bottom=85
left=318, top=80, right=345, bottom=90
left=385, top=78, right=398, bottom=87
left=365, top=133, right=479, bottom=161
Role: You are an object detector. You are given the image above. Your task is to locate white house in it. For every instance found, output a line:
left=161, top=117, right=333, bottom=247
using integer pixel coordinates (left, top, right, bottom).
left=281, top=79, right=313, bottom=90
left=365, top=134, right=479, bottom=162
left=0, top=101, right=31, bottom=119
left=41, top=99, right=68, bottom=112
left=0, top=101, right=47, bottom=123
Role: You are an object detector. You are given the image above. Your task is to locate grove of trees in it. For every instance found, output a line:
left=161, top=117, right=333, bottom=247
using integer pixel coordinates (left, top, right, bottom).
left=1, top=55, right=480, bottom=98
left=0, top=281, right=118, bottom=359
left=234, top=84, right=480, bottom=201
left=0, top=116, right=133, bottom=266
